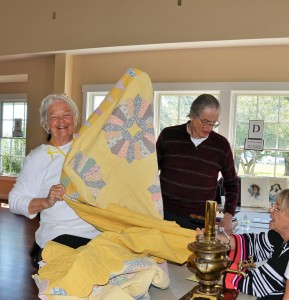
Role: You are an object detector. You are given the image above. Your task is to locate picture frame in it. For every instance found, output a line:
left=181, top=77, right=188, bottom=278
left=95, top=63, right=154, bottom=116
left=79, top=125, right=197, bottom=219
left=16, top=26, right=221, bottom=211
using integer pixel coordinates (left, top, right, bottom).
left=241, top=177, right=269, bottom=208
left=268, top=177, right=288, bottom=203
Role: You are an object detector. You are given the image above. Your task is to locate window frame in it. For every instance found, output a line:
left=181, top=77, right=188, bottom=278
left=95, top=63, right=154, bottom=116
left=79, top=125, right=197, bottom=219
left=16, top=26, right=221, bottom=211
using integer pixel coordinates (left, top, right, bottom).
left=0, top=93, right=27, bottom=176
left=231, top=90, right=289, bottom=177
left=82, top=82, right=289, bottom=176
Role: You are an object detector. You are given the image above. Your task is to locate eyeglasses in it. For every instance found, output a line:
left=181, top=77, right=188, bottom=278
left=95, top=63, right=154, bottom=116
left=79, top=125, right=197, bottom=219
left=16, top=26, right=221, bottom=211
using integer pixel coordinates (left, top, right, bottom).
left=271, top=202, right=282, bottom=212
left=197, top=115, right=220, bottom=128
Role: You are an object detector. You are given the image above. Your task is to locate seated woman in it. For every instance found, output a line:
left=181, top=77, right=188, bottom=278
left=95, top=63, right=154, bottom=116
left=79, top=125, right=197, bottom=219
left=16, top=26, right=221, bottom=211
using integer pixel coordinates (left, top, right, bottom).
left=198, top=189, right=289, bottom=300
left=8, top=94, right=100, bottom=266
left=284, top=261, right=289, bottom=300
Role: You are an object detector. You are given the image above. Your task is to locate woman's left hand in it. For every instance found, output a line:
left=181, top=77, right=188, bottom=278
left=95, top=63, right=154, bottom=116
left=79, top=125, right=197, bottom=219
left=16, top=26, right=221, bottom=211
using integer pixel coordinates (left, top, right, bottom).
left=220, top=213, right=233, bottom=234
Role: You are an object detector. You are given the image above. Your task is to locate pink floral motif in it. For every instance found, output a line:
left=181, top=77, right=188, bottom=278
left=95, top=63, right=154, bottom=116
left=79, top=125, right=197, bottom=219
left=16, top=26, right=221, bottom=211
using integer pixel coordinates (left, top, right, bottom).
left=102, top=95, right=155, bottom=163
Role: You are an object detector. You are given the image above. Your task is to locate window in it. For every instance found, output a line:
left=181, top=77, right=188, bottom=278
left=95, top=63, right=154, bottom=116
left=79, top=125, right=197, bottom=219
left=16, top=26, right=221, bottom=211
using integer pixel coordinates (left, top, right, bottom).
left=83, top=92, right=107, bottom=122
left=82, top=85, right=111, bottom=123
left=0, top=94, right=27, bottom=176
left=233, top=93, right=289, bottom=178
left=154, top=92, right=219, bottom=137
left=83, top=82, right=289, bottom=179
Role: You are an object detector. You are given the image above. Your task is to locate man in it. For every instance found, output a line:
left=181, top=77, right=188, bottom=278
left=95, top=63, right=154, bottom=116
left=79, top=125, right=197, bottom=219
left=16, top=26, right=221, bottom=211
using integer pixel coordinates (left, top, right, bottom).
left=156, top=94, right=238, bottom=232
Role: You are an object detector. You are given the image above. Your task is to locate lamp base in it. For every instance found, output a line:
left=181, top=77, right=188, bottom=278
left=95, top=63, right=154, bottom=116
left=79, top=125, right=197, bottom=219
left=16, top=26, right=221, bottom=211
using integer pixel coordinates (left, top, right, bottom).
left=179, top=284, right=238, bottom=300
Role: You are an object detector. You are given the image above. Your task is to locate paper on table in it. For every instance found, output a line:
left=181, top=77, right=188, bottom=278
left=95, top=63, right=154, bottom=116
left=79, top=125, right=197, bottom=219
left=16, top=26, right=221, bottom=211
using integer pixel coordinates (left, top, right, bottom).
left=253, top=217, right=270, bottom=224
left=186, top=273, right=199, bottom=282
left=250, top=222, right=269, bottom=229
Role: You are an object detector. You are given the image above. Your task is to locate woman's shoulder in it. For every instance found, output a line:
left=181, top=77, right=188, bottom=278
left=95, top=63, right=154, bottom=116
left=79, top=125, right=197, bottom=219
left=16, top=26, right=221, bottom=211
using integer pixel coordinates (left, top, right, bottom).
left=25, top=144, right=50, bottom=161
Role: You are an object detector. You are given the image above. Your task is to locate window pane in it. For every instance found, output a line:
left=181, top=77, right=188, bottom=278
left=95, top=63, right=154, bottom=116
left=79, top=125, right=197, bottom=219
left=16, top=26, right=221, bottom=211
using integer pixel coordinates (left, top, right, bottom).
left=2, top=102, right=13, bottom=119
left=236, top=95, right=258, bottom=121
left=254, top=150, right=276, bottom=177
left=263, top=123, right=277, bottom=148
left=14, top=102, right=26, bottom=119
left=0, top=100, right=27, bottom=175
left=2, top=120, right=13, bottom=137
left=258, top=96, right=279, bottom=121
left=234, top=93, right=289, bottom=178
left=278, top=123, right=289, bottom=149
left=235, top=123, right=248, bottom=147
left=160, top=95, right=179, bottom=131
left=179, top=96, right=195, bottom=120
left=279, top=96, right=289, bottom=122
left=159, top=93, right=219, bottom=133
left=276, top=151, right=286, bottom=178
left=92, top=96, right=105, bottom=111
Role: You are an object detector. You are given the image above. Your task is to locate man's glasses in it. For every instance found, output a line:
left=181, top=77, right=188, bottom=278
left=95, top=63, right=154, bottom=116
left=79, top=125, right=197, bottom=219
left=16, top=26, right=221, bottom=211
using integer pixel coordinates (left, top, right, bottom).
left=197, top=115, right=220, bottom=128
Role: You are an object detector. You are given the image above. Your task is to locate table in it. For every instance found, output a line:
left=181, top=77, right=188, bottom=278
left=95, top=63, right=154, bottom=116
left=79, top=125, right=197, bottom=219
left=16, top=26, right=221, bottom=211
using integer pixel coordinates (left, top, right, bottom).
left=150, top=208, right=271, bottom=299
left=150, top=263, right=256, bottom=299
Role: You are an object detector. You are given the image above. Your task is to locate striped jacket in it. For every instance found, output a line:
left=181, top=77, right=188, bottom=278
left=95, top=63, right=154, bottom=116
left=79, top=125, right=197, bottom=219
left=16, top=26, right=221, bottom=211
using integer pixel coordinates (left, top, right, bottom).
left=224, top=230, right=289, bottom=300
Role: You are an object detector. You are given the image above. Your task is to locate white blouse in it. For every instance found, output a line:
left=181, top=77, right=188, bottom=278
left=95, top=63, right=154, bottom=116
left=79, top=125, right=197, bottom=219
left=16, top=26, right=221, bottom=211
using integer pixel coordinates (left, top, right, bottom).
left=9, top=142, right=100, bottom=248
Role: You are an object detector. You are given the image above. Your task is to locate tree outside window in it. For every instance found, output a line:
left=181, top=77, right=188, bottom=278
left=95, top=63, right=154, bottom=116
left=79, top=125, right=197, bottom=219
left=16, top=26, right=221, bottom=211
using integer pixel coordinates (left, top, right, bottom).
left=233, top=94, right=289, bottom=178
left=157, top=93, right=219, bottom=137
left=0, top=100, right=27, bottom=175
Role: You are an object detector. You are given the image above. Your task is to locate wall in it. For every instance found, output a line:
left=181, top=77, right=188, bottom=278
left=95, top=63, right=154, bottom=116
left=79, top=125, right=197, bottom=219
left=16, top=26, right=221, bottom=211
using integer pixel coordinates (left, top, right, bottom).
left=0, top=56, right=55, bottom=152
left=0, top=176, right=16, bottom=200
left=0, top=0, right=289, bottom=58
left=1, top=44, right=289, bottom=153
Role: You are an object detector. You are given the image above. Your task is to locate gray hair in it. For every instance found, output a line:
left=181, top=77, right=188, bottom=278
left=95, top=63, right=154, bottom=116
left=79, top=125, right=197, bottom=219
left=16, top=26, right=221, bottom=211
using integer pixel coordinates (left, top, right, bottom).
left=189, top=94, right=220, bottom=117
left=277, top=189, right=289, bottom=215
left=39, top=93, right=79, bottom=133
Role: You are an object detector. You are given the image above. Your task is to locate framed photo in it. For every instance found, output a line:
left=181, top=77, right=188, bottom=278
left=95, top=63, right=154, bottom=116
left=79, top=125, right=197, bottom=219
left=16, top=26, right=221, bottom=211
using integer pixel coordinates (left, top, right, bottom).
left=241, top=177, right=269, bottom=208
left=268, top=177, right=288, bottom=203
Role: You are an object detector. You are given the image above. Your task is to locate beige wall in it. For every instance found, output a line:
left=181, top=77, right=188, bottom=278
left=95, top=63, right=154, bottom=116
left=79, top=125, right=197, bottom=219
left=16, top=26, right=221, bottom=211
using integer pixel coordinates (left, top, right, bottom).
left=0, top=176, right=16, bottom=200
left=1, top=1, right=289, bottom=57
left=0, top=56, right=55, bottom=152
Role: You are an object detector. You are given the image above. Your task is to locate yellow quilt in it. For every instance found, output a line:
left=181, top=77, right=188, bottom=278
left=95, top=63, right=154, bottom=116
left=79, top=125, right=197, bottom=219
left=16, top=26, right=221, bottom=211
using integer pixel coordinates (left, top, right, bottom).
left=34, top=68, right=196, bottom=299
left=61, top=68, right=163, bottom=218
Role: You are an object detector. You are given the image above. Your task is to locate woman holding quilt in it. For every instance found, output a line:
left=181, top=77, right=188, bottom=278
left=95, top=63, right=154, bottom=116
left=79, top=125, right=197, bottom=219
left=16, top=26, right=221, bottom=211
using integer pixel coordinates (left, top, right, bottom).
left=9, top=94, right=100, bottom=266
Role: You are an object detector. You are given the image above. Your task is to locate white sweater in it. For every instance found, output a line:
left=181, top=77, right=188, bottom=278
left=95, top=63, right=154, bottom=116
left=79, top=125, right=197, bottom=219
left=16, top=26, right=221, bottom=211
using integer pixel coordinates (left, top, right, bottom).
left=9, top=142, right=100, bottom=248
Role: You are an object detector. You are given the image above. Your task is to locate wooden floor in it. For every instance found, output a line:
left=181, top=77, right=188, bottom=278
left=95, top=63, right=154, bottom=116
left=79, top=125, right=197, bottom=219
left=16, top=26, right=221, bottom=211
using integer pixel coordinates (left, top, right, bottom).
left=0, top=200, right=39, bottom=300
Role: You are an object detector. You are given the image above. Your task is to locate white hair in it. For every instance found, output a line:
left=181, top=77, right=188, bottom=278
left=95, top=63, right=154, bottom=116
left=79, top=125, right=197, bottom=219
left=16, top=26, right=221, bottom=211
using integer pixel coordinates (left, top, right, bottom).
left=39, top=93, right=79, bottom=133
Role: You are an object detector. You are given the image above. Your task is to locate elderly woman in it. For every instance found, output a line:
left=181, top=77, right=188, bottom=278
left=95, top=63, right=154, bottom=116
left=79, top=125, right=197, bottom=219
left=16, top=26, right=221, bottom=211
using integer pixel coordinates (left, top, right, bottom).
left=9, top=94, right=100, bottom=266
left=221, top=189, right=289, bottom=300
left=284, top=262, right=289, bottom=300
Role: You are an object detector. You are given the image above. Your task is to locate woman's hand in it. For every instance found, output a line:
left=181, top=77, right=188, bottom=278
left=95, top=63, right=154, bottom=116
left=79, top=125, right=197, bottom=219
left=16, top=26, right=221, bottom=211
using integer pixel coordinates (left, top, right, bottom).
left=220, top=212, right=233, bottom=234
left=28, top=184, right=66, bottom=215
left=46, top=184, right=66, bottom=208
left=196, top=228, right=204, bottom=236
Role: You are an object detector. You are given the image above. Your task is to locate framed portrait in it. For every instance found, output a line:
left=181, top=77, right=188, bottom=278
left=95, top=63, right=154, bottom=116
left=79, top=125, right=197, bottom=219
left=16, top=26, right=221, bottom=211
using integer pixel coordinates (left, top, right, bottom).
left=241, top=177, right=269, bottom=208
left=268, top=177, right=288, bottom=203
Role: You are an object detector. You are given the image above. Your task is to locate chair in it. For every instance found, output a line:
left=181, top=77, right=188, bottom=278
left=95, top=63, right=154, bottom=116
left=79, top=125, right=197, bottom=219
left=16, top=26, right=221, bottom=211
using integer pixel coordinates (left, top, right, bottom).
left=216, top=177, right=241, bottom=206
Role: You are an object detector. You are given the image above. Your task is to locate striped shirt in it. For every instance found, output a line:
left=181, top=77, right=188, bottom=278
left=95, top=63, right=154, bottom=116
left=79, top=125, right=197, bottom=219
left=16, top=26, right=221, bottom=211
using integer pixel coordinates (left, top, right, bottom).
left=224, top=230, right=289, bottom=300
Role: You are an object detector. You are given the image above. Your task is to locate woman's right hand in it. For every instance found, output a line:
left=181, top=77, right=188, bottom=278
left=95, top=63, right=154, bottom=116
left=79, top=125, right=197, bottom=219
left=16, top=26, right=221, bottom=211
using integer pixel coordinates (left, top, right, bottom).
left=46, top=184, right=65, bottom=208
left=28, top=184, right=66, bottom=215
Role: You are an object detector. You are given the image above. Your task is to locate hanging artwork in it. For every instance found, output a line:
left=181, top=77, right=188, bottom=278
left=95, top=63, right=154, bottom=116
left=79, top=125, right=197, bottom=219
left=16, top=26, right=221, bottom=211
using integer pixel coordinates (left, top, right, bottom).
left=241, top=177, right=269, bottom=208
left=268, top=177, right=288, bottom=203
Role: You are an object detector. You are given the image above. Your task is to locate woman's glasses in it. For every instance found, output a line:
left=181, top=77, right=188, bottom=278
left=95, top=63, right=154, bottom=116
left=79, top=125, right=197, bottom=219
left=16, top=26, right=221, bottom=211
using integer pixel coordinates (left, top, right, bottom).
left=270, top=202, right=282, bottom=212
